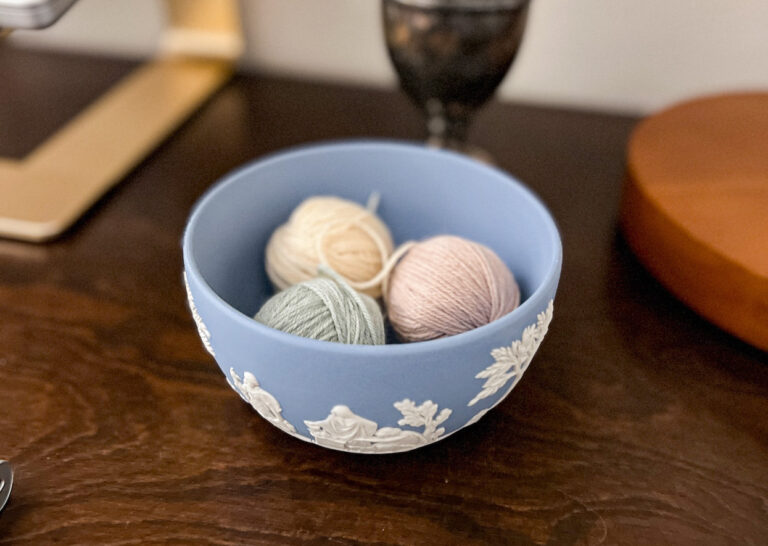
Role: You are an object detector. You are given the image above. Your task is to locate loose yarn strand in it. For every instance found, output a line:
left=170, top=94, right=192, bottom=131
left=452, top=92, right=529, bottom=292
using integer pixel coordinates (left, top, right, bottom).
left=366, top=192, right=381, bottom=213
left=377, top=241, right=418, bottom=296
left=306, top=192, right=400, bottom=294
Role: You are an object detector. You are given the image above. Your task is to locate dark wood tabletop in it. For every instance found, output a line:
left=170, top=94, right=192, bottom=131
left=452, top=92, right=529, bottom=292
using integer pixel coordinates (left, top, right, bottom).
left=1, top=48, right=767, bottom=546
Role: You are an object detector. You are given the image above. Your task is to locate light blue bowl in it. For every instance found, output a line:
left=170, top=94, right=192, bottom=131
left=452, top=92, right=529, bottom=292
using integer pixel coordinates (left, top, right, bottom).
left=182, top=141, right=561, bottom=454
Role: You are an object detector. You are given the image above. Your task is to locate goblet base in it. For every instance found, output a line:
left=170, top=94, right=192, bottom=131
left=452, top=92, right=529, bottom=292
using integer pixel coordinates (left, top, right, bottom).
left=426, top=137, right=494, bottom=164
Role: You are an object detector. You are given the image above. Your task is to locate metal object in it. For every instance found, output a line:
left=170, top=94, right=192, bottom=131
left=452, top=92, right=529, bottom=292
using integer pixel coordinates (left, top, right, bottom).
left=382, top=0, right=529, bottom=159
left=0, top=460, right=12, bottom=514
left=0, top=0, right=77, bottom=29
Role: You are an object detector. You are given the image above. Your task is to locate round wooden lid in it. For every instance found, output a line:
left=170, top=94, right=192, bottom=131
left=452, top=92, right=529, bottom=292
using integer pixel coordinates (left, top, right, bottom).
left=621, top=93, right=768, bottom=351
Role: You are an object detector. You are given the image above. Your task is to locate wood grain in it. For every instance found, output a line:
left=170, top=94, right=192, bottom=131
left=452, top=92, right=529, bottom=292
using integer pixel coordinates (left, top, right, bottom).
left=1, top=48, right=767, bottom=545
left=621, top=93, right=768, bottom=351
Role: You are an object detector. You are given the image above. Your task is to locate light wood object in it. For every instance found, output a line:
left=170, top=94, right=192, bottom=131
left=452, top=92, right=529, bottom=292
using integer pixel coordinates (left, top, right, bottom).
left=0, top=0, right=242, bottom=242
left=621, top=93, right=768, bottom=351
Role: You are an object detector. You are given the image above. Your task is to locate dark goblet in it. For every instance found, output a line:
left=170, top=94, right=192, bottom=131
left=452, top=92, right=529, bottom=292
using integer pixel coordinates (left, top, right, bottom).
left=383, top=0, right=529, bottom=160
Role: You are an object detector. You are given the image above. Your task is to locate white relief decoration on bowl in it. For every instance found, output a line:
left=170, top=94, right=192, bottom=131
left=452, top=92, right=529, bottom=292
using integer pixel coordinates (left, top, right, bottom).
left=304, top=399, right=452, bottom=454
left=183, top=271, right=215, bottom=357
left=230, top=368, right=298, bottom=436
left=469, top=300, right=553, bottom=407
left=465, top=407, right=491, bottom=427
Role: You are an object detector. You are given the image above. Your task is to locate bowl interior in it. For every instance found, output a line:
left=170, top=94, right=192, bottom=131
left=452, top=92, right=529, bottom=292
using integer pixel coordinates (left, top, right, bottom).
left=186, top=142, right=559, bottom=327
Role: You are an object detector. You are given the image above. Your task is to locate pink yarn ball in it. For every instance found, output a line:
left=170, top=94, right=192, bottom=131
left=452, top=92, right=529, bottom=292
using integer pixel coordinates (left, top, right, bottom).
left=386, top=235, right=520, bottom=342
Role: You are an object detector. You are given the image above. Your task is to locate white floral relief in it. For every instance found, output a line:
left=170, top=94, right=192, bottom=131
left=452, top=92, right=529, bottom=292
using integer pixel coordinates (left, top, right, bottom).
left=465, top=408, right=491, bottom=427
left=304, top=400, right=452, bottom=454
left=468, top=300, right=554, bottom=407
left=183, top=271, right=215, bottom=357
left=229, top=368, right=298, bottom=436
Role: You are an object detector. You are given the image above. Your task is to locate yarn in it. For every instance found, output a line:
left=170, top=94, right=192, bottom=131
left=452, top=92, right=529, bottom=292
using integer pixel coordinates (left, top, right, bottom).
left=385, top=235, right=520, bottom=342
left=255, top=266, right=386, bottom=345
left=265, top=195, right=394, bottom=298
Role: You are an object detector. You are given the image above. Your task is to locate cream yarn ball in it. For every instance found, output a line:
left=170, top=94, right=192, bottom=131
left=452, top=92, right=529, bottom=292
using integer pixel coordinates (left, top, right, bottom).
left=265, top=196, right=394, bottom=298
left=385, top=235, right=520, bottom=342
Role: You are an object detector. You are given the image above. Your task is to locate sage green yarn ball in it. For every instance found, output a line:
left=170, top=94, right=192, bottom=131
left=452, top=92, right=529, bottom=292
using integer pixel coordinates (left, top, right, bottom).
left=254, top=268, right=385, bottom=345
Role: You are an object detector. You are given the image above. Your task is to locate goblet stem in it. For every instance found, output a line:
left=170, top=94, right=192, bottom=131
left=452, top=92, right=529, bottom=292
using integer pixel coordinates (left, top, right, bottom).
left=425, top=101, right=471, bottom=150
left=424, top=100, right=493, bottom=161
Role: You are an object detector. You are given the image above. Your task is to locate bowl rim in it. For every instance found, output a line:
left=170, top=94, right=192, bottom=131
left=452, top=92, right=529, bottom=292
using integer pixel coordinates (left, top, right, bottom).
left=183, top=139, right=562, bottom=357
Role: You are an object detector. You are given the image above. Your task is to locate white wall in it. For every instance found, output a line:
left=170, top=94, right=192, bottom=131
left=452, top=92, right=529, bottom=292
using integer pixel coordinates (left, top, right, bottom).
left=9, top=0, right=768, bottom=114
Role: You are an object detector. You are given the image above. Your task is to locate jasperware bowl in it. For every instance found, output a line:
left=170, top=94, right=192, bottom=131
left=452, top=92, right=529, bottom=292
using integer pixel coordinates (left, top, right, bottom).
left=182, top=141, right=561, bottom=454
